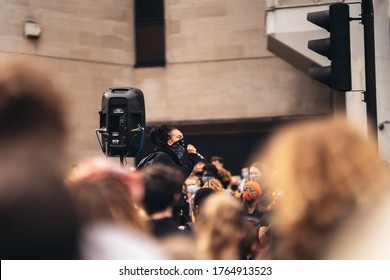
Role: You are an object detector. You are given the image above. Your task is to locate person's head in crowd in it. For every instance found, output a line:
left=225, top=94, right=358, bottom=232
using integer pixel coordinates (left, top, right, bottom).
left=150, top=123, right=183, bottom=148
left=192, top=187, right=216, bottom=220
left=241, top=167, right=249, bottom=180
left=242, top=180, right=262, bottom=206
left=217, top=167, right=232, bottom=189
left=195, top=192, right=246, bottom=259
left=202, top=178, right=223, bottom=192
left=0, top=57, right=79, bottom=259
left=229, top=175, right=241, bottom=196
left=211, top=156, right=224, bottom=169
left=201, top=163, right=219, bottom=185
left=0, top=57, right=69, bottom=169
left=141, top=164, right=185, bottom=217
left=192, top=160, right=206, bottom=178
left=66, top=158, right=146, bottom=231
left=67, top=162, right=169, bottom=260
left=185, top=176, right=201, bottom=199
left=248, top=161, right=273, bottom=209
left=160, top=234, right=198, bottom=260
left=140, top=164, right=188, bottom=238
left=259, top=115, right=390, bottom=259
left=150, top=123, right=189, bottom=164
left=230, top=175, right=241, bottom=188
left=249, top=162, right=265, bottom=183
left=140, top=123, right=201, bottom=180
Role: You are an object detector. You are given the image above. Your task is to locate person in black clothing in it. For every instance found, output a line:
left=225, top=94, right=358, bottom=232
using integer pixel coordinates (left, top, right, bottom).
left=141, top=164, right=189, bottom=239
left=138, top=123, right=203, bottom=226
left=137, top=123, right=203, bottom=179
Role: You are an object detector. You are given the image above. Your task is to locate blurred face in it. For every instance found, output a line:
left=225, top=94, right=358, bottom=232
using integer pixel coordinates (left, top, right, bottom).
left=194, top=161, right=205, bottom=172
left=242, top=185, right=259, bottom=204
left=249, top=166, right=261, bottom=181
left=202, top=171, right=215, bottom=185
left=241, top=167, right=249, bottom=178
left=231, top=175, right=241, bottom=185
left=186, top=177, right=198, bottom=186
left=167, top=129, right=183, bottom=146
left=211, top=160, right=223, bottom=169
left=186, top=177, right=200, bottom=194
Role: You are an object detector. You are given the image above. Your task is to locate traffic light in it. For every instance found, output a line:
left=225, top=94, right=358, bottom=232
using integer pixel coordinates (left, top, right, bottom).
left=98, top=87, right=146, bottom=158
left=307, top=3, right=351, bottom=91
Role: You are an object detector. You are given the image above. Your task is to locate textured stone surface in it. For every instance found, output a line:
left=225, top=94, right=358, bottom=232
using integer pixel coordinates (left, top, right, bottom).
left=0, top=0, right=332, bottom=163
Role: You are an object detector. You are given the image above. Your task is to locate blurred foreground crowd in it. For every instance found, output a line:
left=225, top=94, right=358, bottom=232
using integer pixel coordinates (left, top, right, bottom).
left=1, top=58, right=390, bottom=260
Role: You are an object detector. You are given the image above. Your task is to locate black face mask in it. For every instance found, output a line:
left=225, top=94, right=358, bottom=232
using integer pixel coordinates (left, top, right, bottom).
left=170, top=138, right=186, bottom=162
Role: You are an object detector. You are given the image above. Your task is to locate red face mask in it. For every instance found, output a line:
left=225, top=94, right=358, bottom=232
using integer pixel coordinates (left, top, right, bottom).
left=243, top=186, right=259, bottom=203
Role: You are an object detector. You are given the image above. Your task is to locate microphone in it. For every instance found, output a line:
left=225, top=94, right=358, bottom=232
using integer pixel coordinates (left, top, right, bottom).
left=186, top=143, right=206, bottom=161
left=196, top=152, right=206, bottom=161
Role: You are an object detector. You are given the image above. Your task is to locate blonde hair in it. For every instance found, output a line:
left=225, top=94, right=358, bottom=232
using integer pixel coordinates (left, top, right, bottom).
left=66, top=158, right=147, bottom=232
left=260, top=115, right=390, bottom=259
left=196, top=192, right=246, bottom=259
left=160, top=234, right=197, bottom=260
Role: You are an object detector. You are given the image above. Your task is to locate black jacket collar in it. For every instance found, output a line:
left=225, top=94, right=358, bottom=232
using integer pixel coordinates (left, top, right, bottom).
left=155, top=146, right=181, bottom=165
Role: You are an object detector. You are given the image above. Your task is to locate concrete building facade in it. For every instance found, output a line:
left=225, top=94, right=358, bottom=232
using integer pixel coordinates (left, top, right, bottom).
left=1, top=0, right=362, bottom=172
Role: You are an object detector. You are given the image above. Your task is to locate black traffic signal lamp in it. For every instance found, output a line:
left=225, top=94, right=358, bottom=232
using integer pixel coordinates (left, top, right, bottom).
left=307, top=3, right=351, bottom=91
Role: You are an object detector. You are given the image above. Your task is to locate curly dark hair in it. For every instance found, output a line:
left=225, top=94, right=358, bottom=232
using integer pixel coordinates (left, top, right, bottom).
left=150, top=123, right=174, bottom=147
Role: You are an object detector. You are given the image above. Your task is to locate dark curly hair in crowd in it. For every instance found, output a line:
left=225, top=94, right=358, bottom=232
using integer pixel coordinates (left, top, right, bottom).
left=150, top=123, right=175, bottom=147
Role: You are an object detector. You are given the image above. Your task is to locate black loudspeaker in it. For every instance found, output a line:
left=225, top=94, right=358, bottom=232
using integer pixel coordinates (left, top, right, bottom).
left=98, top=87, right=145, bottom=158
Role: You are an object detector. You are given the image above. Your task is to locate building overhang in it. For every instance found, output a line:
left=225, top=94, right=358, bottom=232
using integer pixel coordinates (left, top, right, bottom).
left=265, top=1, right=343, bottom=72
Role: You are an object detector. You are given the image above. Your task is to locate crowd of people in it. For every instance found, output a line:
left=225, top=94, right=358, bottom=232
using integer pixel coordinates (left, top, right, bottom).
left=1, top=57, right=390, bottom=260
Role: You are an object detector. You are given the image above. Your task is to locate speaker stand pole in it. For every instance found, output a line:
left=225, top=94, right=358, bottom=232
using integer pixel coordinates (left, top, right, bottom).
left=120, top=154, right=125, bottom=167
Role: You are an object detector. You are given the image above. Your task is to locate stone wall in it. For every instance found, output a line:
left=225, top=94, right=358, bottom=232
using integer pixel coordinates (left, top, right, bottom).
left=0, top=0, right=333, bottom=163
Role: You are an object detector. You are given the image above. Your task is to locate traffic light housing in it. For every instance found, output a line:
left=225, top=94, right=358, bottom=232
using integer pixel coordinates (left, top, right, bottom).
left=307, top=3, right=351, bottom=91
left=98, top=87, right=145, bottom=157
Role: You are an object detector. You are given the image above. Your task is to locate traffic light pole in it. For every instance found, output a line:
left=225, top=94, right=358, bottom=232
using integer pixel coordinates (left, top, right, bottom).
left=361, top=0, right=378, bottom=145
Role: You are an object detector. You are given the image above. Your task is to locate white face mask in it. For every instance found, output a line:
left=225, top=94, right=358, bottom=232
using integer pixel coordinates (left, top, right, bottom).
left=187, top=184, right=199, bottom=194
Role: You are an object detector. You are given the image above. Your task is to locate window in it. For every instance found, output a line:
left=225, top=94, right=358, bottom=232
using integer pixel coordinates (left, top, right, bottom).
left=134, top=0, right=165, bottom=67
